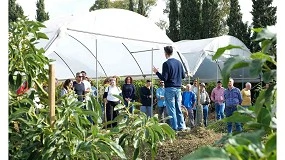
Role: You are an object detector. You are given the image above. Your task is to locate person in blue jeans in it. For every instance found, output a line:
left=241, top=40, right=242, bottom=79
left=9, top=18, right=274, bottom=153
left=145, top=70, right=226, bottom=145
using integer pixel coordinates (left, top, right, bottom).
left=156, top=81, right=168, bottom=123
left=199, top=83, right=211, bottom=127
left=210, top=81, right=225, bottom=120
left=153, top=46, right=186, bottom=131
left=224, top=78, right=243, bottom=134
left=181, top=84, right=196, bottom=128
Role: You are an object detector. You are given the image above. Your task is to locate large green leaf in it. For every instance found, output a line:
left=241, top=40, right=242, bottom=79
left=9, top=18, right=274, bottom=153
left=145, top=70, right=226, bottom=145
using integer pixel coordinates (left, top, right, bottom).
left=262, top=70, right=276, bottom=83
left=222, top=111, right=253, bottom=123
left=254, top=27, right=276, bottom=41
left=133, top=148, right=140, bottom=160
left=37, top=32, right=49, bottom=40
left=257, top=107, right=271, bottom=127
left=112, top=94, right=124, bottom=103
left=249, top=59, right=263, bottom=77
left=235, top=130, right=265, bottom=146
left=265, top=133, right=276, bottom=154
left=114, top=104, right=125, bottom=111
left=250, top=52, right=276, bottom=66
left=221, top=57, right=250, bottom=87
left=160, top=123, right=175, bottom=139
left=181, top=146, right=230, bottom=160
left=99, top=139, right=127, bottom=159
left=212, top=45, right=243, bottom=61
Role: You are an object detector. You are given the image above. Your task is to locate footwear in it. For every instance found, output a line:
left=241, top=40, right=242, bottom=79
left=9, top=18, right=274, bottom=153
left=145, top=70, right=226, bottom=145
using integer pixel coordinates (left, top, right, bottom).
left=177, top=127, right=190, bottom=131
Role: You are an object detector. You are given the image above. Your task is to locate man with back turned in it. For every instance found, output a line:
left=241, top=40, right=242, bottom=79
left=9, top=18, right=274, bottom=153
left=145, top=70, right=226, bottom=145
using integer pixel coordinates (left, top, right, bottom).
left=153, top=46, right=186, bottom=131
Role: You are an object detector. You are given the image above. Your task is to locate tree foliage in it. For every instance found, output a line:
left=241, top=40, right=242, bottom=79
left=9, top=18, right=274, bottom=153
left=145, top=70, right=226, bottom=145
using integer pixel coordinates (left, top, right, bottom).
left=36, top=0, right=50, bottom=22
left=227, top=0, right=251, bottom=49
left=89, top=0, right=156, bottom=17
left=251, top=0, right=276, bottom=53
left=167, top=0, right=180, bottom=41
left=179, top=0, right=201, bottom=40
left=137, top=0, right=146, bottom=16
left=9, top=0, right=25, bottom=23
left=129, top=0, right=134, bottom=11
left=201, top=0, right=221, bottom=38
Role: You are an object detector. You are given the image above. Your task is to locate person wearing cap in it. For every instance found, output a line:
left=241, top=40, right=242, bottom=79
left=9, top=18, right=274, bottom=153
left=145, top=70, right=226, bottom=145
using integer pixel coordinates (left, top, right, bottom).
left=224, top=78, right=243, bottom=134
left=181, top=84, right=196, bottom=128
left=156, top=80, right=168, bottom=123
left=211, top=80, right=225, bottom=120
left=199, top=83, right=210, bottom=127
left=140, top=80, right=153, bottom=117
left=153, top=46, right=186, bottom=131
left=73, top=72, right=85, bottom=102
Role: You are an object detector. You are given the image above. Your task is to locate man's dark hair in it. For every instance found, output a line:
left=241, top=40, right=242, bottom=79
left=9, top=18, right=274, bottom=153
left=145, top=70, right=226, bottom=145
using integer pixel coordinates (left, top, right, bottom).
left=164, top=46, right=173, bottom=56
left=81, top=71, right=86, bottom=74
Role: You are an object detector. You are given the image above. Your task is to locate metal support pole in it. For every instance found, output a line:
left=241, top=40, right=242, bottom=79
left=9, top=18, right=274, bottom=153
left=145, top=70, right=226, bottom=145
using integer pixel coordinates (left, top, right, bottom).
left=151, top=48, right=154, bottom=116
left=96, top=39, right=99, bottom=103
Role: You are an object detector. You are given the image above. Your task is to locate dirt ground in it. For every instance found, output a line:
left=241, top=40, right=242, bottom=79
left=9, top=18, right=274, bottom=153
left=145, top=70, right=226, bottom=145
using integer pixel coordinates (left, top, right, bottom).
left=142, top=111, right=225, bottom=160
left=153, top=127, right=223, bottom=160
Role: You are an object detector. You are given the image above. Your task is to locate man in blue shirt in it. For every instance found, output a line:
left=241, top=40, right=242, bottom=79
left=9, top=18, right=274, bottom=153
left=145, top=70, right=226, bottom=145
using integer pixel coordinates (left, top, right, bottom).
left=153, top=46, right=186, bottom=131
left=224, top=78, right=243, bottom=134
left=156, top=81, right=168, bottom=123
left=181, top=84, right=196, bottom=128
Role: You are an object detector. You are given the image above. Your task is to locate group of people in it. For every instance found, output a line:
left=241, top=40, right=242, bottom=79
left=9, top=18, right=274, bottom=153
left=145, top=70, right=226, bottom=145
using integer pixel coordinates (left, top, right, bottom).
left=152, top=45, right=253, bottom=134
left=58, top=45, right=253, bottom=134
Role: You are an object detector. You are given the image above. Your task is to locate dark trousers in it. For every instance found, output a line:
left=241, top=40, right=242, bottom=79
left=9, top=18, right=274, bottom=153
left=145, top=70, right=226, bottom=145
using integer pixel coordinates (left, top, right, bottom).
left=106, top=101, right=119, bottom=128
left=193, top=109, right=196, bottom=121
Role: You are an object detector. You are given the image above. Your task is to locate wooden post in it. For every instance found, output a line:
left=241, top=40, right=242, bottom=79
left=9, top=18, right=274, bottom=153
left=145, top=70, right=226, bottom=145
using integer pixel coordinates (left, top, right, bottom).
left=196, top=78, right=203, bottom=127
left=49, top=64, right=55, bottom=128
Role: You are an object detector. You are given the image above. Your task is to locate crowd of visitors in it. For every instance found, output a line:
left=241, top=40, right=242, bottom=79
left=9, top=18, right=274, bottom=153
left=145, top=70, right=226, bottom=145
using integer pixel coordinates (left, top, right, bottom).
left=29, top=46, right=259, bottom=134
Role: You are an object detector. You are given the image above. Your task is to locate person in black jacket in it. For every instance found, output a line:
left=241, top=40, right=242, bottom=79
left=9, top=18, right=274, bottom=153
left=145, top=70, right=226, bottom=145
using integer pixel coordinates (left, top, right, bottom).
left=140, top=80, right=153, bottom=117
left=122, top=76, right=136, bottom=113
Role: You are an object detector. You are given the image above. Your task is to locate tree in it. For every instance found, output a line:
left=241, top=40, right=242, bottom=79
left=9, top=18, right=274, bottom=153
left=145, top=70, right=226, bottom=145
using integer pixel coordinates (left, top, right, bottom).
left=217, top=0, right=230, bottom=36
left=180, top=0, right=201, bottom=40
left=137, top=0, right=146, bottom=16
left=89, top=0, right=109, bottom=11
left=36, top=0, right=49, bottom=22
left=89, top=0, right=156, bottom=17
left=201, top=0, right=221, bottom=38
left=129, top=0, right=134, bottom=11
left=9, top=0, right=24, bottom=23
left=251, top=0, right=276, bottom=52
left=167, top=0, right=180, bottom=42
left=227, top=0, right=251, bottom=49
left=155, top=19, right=168, bottom=31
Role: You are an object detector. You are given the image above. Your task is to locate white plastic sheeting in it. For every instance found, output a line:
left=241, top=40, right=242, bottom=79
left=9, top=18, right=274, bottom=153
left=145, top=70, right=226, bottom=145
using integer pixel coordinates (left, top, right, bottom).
left=37, top=9, right=189, bottom=80
left=176, top=35, right=259, bottom=82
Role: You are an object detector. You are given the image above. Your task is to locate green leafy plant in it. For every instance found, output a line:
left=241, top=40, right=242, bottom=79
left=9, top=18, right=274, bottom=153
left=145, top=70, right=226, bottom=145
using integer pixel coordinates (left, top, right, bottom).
left=110, top=95, right=176, bottom=160
left=181, top=26, right=276, bottom=160
left=9, top=18, right=175, bottom=160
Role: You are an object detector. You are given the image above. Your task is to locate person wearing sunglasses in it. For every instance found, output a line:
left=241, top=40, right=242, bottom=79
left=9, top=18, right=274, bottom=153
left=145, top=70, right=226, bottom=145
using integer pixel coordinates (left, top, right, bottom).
left=73, top=72, right=85, bottom=102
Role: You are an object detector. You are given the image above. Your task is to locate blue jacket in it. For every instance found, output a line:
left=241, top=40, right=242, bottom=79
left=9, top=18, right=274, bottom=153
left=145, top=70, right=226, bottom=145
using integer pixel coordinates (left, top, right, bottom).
left=156, top=87, right=165, bottom=107
left=182, top=91, right=196, bottom=109
left=224, top=87, right=242, bottom=106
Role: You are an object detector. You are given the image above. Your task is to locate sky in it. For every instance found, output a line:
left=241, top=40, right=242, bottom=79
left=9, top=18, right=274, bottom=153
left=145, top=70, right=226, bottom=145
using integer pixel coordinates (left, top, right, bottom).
left=17, top=0, right=277, bottom=24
